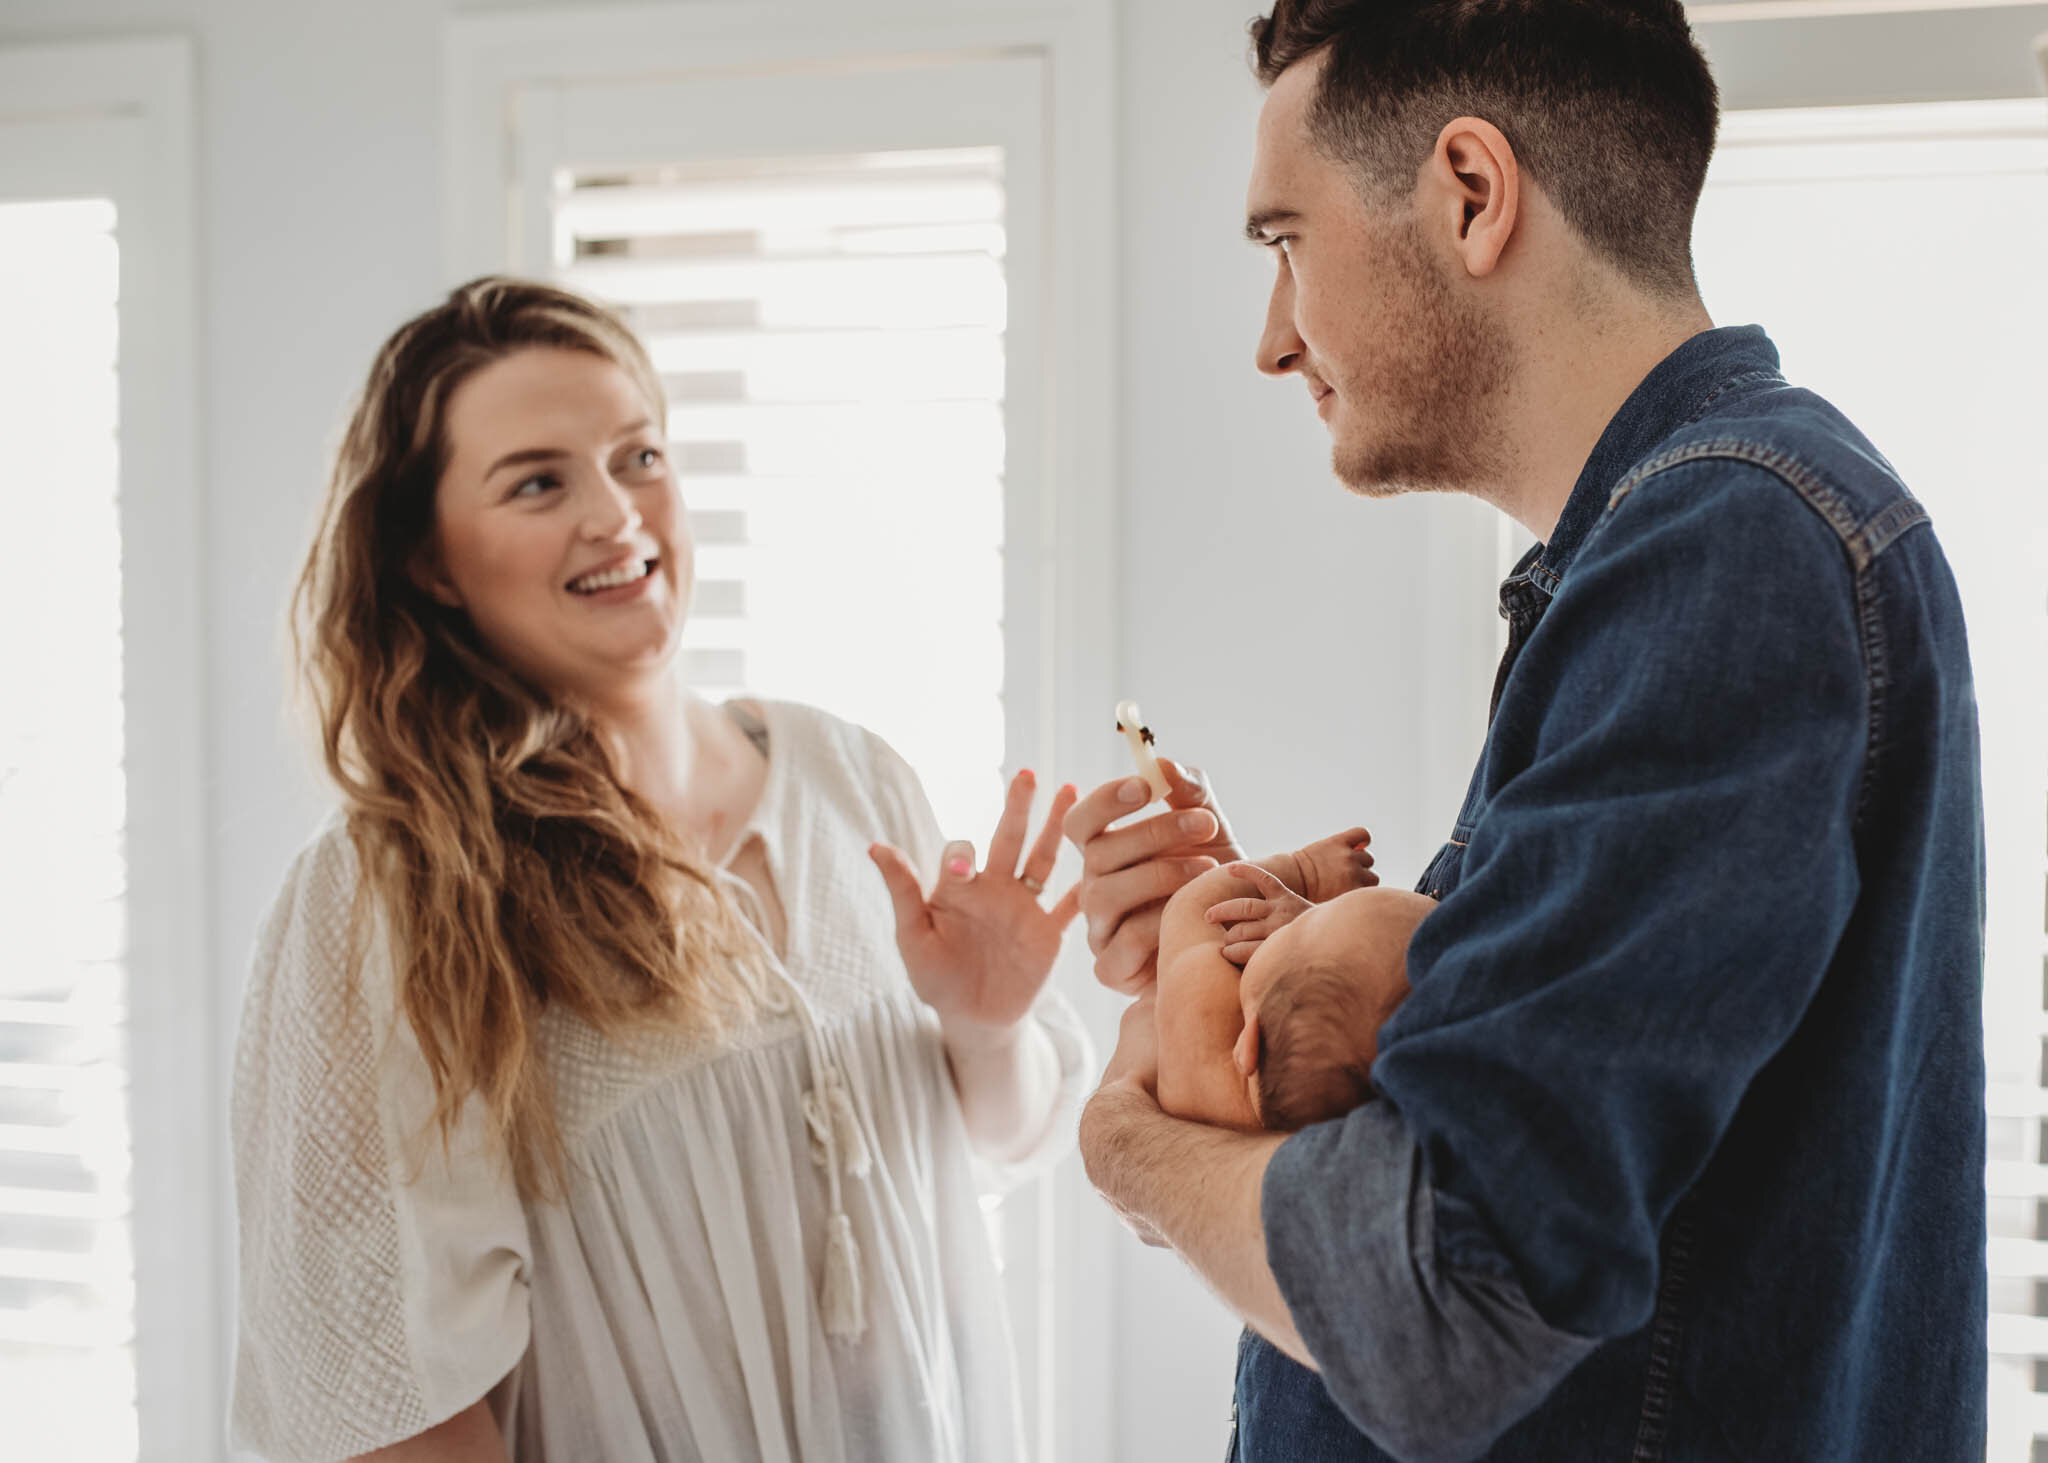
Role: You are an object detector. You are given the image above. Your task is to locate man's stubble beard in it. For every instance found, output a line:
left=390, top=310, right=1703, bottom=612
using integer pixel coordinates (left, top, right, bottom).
left=1331, top=221, right=1513, bottom=500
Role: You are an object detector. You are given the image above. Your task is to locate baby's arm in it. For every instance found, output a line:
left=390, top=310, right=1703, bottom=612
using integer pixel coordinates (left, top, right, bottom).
left=1154, top=864, right=1263, bottom=1130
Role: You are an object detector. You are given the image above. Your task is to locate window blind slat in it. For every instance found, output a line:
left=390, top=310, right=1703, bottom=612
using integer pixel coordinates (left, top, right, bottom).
left=553, top=144, right=1011, bottom=846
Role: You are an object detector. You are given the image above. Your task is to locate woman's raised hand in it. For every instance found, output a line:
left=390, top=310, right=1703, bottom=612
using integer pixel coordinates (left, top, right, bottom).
left=869, top=771, right=1082, bottom=1036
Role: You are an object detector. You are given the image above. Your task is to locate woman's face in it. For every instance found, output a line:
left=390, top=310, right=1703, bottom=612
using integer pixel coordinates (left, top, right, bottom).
left=425, top=346, right=690, bottom=705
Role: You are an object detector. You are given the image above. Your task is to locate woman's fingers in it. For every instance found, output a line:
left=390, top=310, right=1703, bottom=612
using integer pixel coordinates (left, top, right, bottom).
left=1020, top=782, right=1077, bottom=892
left=868, top=843, right=931, bottom=941
left=985, top=769, right=1036, bottom=879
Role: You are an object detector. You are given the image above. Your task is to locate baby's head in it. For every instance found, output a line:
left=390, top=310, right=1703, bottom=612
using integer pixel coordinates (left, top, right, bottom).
left=1232, top=887, right=1436, bottom=1130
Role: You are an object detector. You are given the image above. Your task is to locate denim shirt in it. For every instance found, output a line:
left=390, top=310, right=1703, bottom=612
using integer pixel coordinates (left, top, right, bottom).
left=1240, top=326, right=1987, bottom=1463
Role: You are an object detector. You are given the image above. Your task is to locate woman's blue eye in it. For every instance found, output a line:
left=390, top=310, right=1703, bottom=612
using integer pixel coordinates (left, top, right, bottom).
left=634, top=447, right=664, bottom=470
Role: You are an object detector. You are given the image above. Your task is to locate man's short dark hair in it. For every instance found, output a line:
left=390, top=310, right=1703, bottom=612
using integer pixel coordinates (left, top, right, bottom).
left=1250, top=0, right=1719, bottom=297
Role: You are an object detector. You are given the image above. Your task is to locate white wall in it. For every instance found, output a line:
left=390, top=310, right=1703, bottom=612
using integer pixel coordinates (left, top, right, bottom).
left=1110, top=4, right=1492, bottom=1453
left=0, top=1, right=1525, bottom=1459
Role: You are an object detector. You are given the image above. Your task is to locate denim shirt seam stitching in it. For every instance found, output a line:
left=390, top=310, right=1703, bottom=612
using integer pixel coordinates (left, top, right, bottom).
left=1629, top=1195, right=1702, bottom=1463
left=1600, top=435, right=1892, bottom=829
left=1604, top=440, right=1857, bottom=552
left=1852, top=561, right=1888, bottom=830
left=1681, top=367, right=1782, bottom=427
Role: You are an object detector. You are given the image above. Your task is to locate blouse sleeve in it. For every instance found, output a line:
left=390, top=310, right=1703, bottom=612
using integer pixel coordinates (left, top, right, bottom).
left=228, top=824, right=532, bottom=1462
left=862, top=732, right=1096, bottom=1187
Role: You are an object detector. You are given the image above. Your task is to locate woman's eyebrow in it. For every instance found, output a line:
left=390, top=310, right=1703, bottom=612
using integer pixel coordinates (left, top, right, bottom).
left=484, top=445, right=565, bottom=479
left=483, top=421, right=655, bottom=480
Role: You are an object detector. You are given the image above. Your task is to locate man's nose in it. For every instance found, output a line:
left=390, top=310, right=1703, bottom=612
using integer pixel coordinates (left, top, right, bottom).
left=1255, top=272, right=1304, bottom=377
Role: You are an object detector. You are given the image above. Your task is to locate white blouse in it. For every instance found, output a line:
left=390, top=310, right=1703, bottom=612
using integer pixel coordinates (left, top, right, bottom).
left=228, top=700, right=1091, bottom=1463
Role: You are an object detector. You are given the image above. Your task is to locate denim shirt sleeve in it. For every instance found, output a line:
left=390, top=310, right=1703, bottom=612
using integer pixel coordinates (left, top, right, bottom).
left=1264, top=458, right=1868, bottom=1452
left=1264, top=1104, right=1598, bottom=1463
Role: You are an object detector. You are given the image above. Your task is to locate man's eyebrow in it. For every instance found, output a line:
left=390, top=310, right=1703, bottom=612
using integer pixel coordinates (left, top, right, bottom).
left=483, top=420, right=655, bottom=480
left=1244, top=209, right=1301, bottom=242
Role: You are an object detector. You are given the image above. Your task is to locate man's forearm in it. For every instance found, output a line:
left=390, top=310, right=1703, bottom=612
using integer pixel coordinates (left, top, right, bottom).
left=1080, top=1079, right=1315, bottom=1367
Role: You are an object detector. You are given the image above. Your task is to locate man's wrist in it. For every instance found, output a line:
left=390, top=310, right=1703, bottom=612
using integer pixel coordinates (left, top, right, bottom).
left=1080, top=1078, right=1163, bottom=1197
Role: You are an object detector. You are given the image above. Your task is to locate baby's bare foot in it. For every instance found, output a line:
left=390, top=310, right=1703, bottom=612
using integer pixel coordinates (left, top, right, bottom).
left=1291, top=827, right=1378, bottom=903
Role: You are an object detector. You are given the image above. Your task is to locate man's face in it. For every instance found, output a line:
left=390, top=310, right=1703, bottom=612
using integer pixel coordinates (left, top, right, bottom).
left=1245, top=53, right=1509, bottom=495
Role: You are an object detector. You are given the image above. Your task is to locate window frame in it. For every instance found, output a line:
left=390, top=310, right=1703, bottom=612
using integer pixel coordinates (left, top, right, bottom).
left=447, top=7, right=1118, bottom=1460
left=0, top=35, right=208, bottom=1463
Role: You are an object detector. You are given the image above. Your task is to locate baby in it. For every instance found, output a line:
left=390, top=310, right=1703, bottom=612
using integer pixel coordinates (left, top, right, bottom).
left=1154, top=830, right=1435, bottom=1132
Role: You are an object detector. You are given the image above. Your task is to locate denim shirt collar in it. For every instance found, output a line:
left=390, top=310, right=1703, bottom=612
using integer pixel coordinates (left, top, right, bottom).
left=1510, top=325, right=1783, bottom=603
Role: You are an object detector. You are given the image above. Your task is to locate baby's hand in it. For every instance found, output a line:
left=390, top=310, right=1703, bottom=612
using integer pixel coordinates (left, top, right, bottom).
left=1290, top=826, right=1378, bottom=903
left=1205, top=862, right=1313, bottom=967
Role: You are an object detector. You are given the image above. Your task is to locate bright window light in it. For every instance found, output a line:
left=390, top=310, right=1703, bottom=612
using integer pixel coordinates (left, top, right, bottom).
left=557, top=147, right=1012, bottom=841
left=0, top=194, right=139, bottom=1463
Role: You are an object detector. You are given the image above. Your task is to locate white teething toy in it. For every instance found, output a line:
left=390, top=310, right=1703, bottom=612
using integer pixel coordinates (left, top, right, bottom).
left=1115, top=700, right=1172, bottom=803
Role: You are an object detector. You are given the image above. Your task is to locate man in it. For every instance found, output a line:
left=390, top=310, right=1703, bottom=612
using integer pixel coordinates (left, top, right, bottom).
left=1065, top=2, right=1986, bottom=1459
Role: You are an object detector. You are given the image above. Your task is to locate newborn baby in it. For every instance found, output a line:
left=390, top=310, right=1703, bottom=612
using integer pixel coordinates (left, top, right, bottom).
left=1155, top=831, right=1434, bottom=1131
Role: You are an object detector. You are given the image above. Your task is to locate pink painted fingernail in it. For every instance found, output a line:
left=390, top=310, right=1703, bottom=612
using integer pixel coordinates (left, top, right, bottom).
left=947, top=857, right=972, bottom=876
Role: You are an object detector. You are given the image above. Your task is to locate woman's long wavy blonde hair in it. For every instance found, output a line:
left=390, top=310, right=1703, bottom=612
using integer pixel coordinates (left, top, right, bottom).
left=294, top=276, right=753, bottom=1199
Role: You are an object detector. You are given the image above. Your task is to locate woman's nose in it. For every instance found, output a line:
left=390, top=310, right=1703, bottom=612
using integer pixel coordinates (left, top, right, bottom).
left=581, top=474, right=642, bottom=540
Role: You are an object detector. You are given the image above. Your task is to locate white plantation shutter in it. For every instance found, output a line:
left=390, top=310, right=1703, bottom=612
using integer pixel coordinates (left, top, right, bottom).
left=552, top=146, right=1011, bottom=837
left=514, top=52, right=1050, bottom=857
left=0, top=43, right=204, bottom=1460
left=1692, top=98, right=2048, bottom=1460
left=0, top=197, right=136, bottom=1463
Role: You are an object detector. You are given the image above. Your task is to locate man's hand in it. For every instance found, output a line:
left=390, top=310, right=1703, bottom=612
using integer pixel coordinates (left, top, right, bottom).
left=1082, top=992, right=1170, bottom=1246
left=1062, top=756, right=1246, bottom=993
left=1101, top=984, right=1162, bottom=1097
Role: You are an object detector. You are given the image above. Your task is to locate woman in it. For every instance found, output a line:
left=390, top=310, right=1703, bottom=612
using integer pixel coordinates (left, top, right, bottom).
left=229, top=277, right=1093, bottom=1462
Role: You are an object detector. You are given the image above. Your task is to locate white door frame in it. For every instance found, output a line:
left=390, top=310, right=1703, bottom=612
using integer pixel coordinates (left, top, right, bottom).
left=0, top=35, right=207, bottom=1463
left=447, top=7, right=1118, bottom=1460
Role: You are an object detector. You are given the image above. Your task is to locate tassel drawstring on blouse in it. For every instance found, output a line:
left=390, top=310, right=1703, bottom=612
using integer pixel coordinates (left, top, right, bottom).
left=717, top=863, right=870, bottom=1342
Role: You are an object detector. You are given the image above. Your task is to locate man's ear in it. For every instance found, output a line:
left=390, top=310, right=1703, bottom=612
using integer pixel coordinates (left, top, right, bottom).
left=1233, top=1011, right=1261, bottom=1078
left=410, top=541, right=464, bottom=609
left=1426, top=115, right=1519, bottom=281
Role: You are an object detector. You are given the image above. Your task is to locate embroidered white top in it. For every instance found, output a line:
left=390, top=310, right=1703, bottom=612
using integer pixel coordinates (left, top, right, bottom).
left=228, top=700, right=1091, bottom=1463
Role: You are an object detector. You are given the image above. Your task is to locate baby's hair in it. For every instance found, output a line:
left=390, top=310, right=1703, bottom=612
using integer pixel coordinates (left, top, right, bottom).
left=1254, top=958, right=1382, bottom=1131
